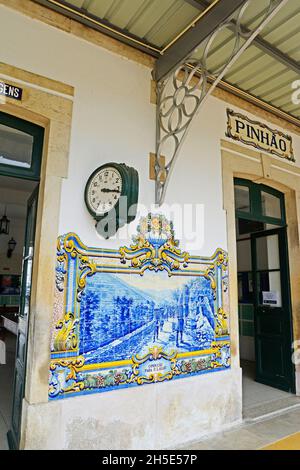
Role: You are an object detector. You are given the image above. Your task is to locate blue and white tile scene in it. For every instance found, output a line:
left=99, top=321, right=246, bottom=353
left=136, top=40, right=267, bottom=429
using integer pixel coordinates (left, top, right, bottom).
left=49, top=214, right=231, bottom=399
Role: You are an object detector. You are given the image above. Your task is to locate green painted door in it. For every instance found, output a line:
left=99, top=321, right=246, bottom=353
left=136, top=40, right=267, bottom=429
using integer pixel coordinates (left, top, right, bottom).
left=7, top=187, right=39, bottom=449
left=251, top=227, right=295, bottom=392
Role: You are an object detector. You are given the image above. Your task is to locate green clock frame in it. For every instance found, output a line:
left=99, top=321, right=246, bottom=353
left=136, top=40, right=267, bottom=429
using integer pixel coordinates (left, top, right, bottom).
left=84, top=162, right=139, bottom=238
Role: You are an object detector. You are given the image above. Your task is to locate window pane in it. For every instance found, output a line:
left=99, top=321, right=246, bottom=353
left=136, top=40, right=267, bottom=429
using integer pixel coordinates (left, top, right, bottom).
left=237, top=218, right=264, bottom=237
left=0, top=123, right=33, bottom=169
left=235, top=185, right=250, bottom=212
left=238, top=272, right=253, bottom=304
left=256, top=234, right=280, bottom=271
left=237, top=239, right=252, bottom=272
left=261, top=191, right=282, bottom=219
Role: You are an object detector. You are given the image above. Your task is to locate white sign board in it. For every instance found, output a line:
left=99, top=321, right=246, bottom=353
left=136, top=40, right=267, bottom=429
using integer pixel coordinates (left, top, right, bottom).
left=227, top=109, right=294, bottom=162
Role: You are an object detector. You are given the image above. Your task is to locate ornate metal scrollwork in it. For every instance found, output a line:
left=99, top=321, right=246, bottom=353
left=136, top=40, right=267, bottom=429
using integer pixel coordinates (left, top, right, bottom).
left=154, top=0, right=288, bottom=205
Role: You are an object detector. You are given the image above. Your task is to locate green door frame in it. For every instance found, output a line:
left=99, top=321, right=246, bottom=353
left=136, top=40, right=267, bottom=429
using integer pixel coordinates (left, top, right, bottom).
left=235, top=177, right=286, bottom=226
left=235, top=178, right=295, bottom=392
left=0, top=111, right=44, bottom=449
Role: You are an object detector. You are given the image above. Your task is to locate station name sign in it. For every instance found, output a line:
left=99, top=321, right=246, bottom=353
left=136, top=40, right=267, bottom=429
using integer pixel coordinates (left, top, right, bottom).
left=0, top=81, right=23, bottom=101
left=226, top=109, right=294, bottom=162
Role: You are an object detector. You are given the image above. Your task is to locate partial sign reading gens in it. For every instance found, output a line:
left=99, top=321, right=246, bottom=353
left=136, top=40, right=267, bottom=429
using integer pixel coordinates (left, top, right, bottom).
left=0, top=81, right=23, bottom=101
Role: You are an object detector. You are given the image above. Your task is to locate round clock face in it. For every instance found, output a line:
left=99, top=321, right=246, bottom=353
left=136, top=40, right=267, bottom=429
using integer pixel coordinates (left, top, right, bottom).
left=86, top=166, right=123, bottom=216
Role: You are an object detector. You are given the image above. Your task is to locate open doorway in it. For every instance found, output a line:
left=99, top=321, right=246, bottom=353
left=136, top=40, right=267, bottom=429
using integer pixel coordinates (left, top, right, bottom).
left=0, top=112, right=43, bottom=450
left=234, top=178, right=298, bottom=419
left=0, top=177, right=38, bottom=447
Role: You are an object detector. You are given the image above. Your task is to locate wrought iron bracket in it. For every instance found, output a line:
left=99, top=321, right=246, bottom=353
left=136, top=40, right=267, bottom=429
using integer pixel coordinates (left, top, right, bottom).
left=153, top=0, right=288, bottom=205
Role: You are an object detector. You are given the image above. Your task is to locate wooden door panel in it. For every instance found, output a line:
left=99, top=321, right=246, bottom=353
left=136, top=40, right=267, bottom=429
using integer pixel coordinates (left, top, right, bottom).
left=257, top=338, right=285, bottom=377
left=257, top=313, right=282, bottom=335
left=16, top=331, right=27, bottom=367
left=11, top=367, right=23, bottom=440
left=8, top=187, right=38, bottom=449
left=252, top=227, right=295, bottom=393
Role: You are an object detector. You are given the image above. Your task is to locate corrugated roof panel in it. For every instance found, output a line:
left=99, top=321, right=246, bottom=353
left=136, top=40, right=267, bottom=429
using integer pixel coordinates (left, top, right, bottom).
left=240, top=0, right=273, bottom=30
left=282, top=102, right=300, bottom=117
left=125, top=0, right=172, bottom=40
left=76, top=0, right=115, bottom=18
left=279, top=36, right=300, bottom=60
left=267, top=11, right=300, bottom=41
left=39, top=0, right=300, bottom=125
left=206, top=34, right=247, bottom=74
left=191, top=29, right=236, bottom=65
left=273, top=90, right=295, bottom=108
left=249, top=68, right=294, bottom=95
left=288, top=46, right=300, bottom=62
left=121, top=0, right=172, bottom=33
left=264, top=87, right=295, bottom=109
left=225, top=48, right=264, bottom=81
left=106, top=0, right=156, bottom=30
left=105, top=0, right=130, bottom=21
left=67, top=0, right=84, bottom=8
left=130, top=1, right=198, bottom=47
left=259, top=2, right=300, bottom=38
left=90, top=0, right=120, bottom=19
left=235, top=60, right=285, bottom=89
left=148, top=4, right=200, bottom=48
left=260, top=72, right=298, bottom=101
left=262, top=11, right=300, bottom=46
left=144, top=1, right=188, bottom=44
left=84, top=0, right=200, bottom=48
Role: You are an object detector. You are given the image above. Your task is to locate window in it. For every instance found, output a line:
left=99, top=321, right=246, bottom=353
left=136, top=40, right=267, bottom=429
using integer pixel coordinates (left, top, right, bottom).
left=0, top=123, right=33, bottom=169
left=261, top=191, right=282, bottom=219
left=234, top=178, right=285, bottom=226
left=234, top=185, right=250, bottom=213
left=0, top=111, right=44, bottom=180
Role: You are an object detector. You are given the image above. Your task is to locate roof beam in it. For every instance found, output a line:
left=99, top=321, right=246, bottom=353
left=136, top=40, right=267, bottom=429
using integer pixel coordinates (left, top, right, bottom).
left=184, top=0, right=300, bottom=75
left=153, top=0, right=246, bottom=82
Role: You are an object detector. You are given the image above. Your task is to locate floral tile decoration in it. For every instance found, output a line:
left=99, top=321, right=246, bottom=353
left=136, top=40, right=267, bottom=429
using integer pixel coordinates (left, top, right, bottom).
left=49, top=214, right=230, bottom=399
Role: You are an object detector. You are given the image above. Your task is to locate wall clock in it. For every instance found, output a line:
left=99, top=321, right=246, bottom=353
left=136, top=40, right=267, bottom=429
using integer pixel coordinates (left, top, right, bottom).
left=84, top=162, right=139, bottom=239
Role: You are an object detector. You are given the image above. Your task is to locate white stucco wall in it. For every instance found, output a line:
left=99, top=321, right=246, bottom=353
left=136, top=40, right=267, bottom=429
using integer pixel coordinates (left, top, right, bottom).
left=2, top=6, right=300, bottom=253
left=1, top=4, right=300, bottom=449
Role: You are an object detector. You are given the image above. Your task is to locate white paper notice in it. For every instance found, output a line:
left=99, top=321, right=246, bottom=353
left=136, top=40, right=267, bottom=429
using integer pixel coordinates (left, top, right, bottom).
left=262, top=291, right=281, bottom=307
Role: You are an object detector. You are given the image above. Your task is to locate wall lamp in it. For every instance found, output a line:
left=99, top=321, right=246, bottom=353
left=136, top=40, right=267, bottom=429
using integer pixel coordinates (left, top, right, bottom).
left=0, top=207, right=10, bottom=235
left=7, top=237, right=17, bottom=258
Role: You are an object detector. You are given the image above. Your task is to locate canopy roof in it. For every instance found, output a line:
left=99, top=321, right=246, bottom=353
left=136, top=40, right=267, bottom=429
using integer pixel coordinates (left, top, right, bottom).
left=34, top=0, right=300, bottom=126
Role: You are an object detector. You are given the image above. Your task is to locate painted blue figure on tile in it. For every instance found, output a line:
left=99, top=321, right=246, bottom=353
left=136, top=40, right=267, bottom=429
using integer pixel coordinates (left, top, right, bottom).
left=49, top=213, right=230, bottom=400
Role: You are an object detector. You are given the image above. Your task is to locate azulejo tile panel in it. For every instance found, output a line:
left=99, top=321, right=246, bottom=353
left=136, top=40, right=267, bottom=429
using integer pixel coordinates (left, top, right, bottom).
left=49, top=214, right=230, bottom=400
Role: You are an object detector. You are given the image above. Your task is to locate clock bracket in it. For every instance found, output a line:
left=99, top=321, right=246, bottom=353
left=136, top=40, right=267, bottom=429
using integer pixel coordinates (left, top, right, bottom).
left=152, top=0, right=288, bottom=206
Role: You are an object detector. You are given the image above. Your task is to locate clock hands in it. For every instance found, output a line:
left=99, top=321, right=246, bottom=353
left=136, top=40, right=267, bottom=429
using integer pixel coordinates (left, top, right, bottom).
left=95, top=187, right=120, bottom=212
left=101, top=188, right=121, bottom=193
